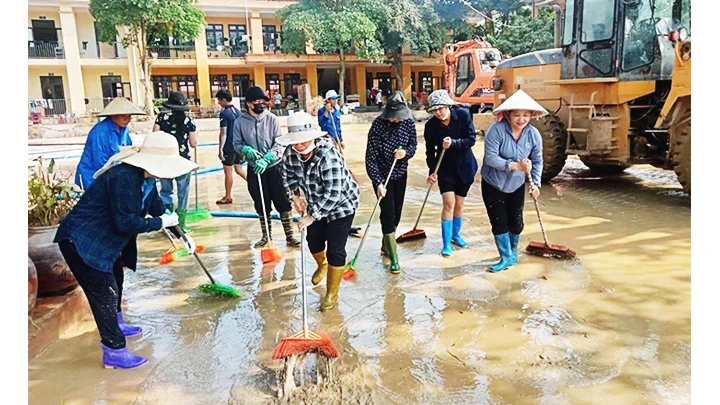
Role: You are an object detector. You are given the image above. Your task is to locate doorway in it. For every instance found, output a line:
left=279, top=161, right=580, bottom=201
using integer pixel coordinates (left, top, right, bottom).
left=40, top=75, right=66, bottom=114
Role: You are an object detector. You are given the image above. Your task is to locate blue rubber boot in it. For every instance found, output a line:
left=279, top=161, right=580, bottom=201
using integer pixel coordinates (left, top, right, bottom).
left=441, top=220, right=453, bottom=257
left=489, top=233, right=514, bottom=272
left=117, top=312, right=142, bottom=337
left=101, top=343, right=147, bottom=369
left=452, top=217, right=469, bottom=247
left=509, top=233, right=520, bottom=265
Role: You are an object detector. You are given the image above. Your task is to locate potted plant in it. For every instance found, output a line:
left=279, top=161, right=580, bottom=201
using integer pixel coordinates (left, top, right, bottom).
left=28, top=157, right=81, bottom=297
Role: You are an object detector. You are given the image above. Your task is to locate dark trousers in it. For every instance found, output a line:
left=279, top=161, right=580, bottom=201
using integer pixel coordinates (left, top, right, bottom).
left=481, top=179, right=525, bottom=235
left=247, top=165, right=292, bottom=216
left=379, top=173, right=407, bottom=234
left=306, top=213, right=355, bottom=266
left=58, top=240, right=126, bottom=349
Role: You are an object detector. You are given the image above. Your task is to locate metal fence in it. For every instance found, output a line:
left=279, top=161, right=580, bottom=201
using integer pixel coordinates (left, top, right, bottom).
left=28, top=99, right=69, bottom=118
left=148, top=45, right=195, bottom=59
left=28, top=41, right=65, bottom=59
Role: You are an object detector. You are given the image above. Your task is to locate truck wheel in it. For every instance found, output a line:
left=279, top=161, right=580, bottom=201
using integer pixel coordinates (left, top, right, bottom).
left=578, top=159, right=628, bottom=176
left=670, top=110, right=691, bottom=194
left=531, top=114, right=568, bottom=183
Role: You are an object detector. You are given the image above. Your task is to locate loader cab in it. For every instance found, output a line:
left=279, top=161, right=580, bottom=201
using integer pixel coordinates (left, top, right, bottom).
left=561, top=0, right=691, bottom=81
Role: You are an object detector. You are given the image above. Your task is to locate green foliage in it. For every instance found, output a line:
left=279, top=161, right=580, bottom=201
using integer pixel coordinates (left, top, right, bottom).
left=89, top=0, right=205, bottom=47
left=487, top=7, right=555, bottom=57
left=28, top=158, right=81, bottom=227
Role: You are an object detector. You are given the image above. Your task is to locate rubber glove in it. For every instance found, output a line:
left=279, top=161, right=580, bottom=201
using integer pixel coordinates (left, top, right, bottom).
left=180, top=233, right=196, bottom=255
left=242, top=146, right=262, bottom=161
left=262, top=151, right=276, bottom=163
left=160, top=212, right=179, bottom=228
left=254, top=158, right=269, bottom=174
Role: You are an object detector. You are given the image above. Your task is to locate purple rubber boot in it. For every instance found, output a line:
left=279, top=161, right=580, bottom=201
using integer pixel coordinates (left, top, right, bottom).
left=101, top=343, right=147, bottom=369
left=117, top=312, right=142, bottom=337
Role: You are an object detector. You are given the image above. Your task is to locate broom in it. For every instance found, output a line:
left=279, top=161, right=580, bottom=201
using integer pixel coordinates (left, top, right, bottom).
left=524, top=173, right=576, bottom=259
left=396, top=148, right=446, bottom=243
left=257, top=172, right=283, bottom=263
left=185, top=147, right=213, bottom=223
left=159, top=227, right=204, bottom=265
left=343, top=150, right=400, bottom=279
left=172, top=225, right=242, bottom=297
left=271, top=225, right=339, bottom=360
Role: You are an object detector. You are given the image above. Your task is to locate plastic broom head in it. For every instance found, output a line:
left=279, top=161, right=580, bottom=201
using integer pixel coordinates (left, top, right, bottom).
left=272, top=331, right=340, bottom=359
left=186, top=206, right=213, bottom=223
left=197, top=282, right=242, bottom=298
left=260, top=240, right=283, bottom=263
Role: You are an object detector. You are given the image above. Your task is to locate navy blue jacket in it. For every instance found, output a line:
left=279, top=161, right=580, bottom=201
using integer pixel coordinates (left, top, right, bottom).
left=424, top=107, right=478, bottom=184
left=54, top=164, right=165, bottom=273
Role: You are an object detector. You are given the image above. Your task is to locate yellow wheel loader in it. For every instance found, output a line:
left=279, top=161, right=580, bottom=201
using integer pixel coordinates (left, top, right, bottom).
left=491, top=0, right=691, bottom=193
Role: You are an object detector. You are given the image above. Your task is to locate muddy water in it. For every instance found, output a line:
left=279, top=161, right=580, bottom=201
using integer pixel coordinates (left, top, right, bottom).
left=28, top=123, right=690, bottom=404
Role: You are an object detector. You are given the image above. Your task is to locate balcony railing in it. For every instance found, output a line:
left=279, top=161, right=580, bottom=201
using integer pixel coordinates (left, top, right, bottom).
left=147, top=44, right=196, bottom=59
left=28, top=41, right=65, bottom=59
left=81, top=42, right=129, bottom=59
left=28, top=98, right=69, bottom=117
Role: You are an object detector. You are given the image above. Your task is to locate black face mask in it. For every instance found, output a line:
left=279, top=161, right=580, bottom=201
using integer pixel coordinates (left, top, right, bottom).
left=250, top=102, right=266, bottom=114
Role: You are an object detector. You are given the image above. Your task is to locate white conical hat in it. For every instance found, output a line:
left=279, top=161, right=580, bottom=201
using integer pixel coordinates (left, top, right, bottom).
left=493, top=89, right=548, bottom=117
left=97, top=97, right=147, bottom=116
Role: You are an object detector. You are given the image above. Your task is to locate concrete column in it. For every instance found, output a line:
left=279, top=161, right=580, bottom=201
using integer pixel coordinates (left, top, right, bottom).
left=59, top=5, right=86, bottom=114
left=250, top=10, right=264, bottom=55
left=402, top=63, right=412, bottom=102
left=305, top=63, right=318, bottom=97
left=194, top=29, right=211, bottom=106
left=253, top=65, right=266, bottom=90
left=354, top=64, right=366, bottom=105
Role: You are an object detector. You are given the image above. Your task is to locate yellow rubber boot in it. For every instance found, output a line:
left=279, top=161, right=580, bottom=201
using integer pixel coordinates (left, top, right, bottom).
left=311, top=250, right=329, bottom=286
left=320, top=265, right=344, bottom=312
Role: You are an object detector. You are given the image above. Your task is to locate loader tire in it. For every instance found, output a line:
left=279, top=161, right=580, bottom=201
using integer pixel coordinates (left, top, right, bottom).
left=531, top=114, right=568, bottom=183
left=670, top=110, right=691, bottom=194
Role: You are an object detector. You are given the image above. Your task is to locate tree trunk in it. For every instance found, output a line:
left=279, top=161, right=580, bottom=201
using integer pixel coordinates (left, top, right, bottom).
left=139, top=24, right=155, bottom=119
left=391, top=52, right=404, bottom=93
left=338, top=47, right=345, bottom=106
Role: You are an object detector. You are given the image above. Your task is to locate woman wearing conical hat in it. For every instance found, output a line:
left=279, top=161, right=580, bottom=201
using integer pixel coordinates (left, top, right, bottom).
left=54, top=131, right=198, bottom=369
left=481, top=89, right=547, bottom=272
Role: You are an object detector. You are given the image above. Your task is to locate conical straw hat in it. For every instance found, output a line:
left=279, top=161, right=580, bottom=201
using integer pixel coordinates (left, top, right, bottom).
left=493, top=89, right=548, bottom=117
left=97, top=97, right=147, bottom=117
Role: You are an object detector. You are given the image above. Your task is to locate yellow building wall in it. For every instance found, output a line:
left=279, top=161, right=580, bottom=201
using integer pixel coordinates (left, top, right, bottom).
left=82, top=66, right=131, bottom=99
left=74, top=11, right=99, bottom=58
left=28, top=67, right=69, bottom=99
left=28, top=12, right=61, bottom=28
left=205, top=17, right=249, bottom=26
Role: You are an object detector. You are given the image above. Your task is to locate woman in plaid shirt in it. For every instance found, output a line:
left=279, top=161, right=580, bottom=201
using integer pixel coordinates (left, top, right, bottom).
left=279, top=112, right=360, bottom=312
left=365, top=91, right=417, bottom=274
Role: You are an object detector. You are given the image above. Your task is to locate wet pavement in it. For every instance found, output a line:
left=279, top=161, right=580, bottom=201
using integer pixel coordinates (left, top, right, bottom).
left=28, top=123, right=690, bottom=404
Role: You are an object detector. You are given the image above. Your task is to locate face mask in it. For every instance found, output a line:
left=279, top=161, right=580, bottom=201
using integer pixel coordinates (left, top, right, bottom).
left=442, top=109, right=451, bottom=121
left=293, top=143, right=316, bottom=161
left=251, top=102, right=266, bottom=114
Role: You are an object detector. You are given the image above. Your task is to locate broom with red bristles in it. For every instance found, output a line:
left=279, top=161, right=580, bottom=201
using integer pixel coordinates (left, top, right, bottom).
left=271, top=224, right=339, bottom=364
left=256, top=172, right=283, bottom=263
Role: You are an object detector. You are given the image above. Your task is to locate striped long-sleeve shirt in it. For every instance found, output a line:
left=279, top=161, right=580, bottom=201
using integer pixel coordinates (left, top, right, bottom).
left=282, top=138, right=360, bottom=222
left=364, top=117, right=418, bottom=189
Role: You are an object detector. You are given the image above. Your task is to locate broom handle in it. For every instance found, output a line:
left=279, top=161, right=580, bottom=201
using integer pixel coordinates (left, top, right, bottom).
left=162, top=227, right=183, bottom=250
left=256, top=172, right=272, bottom=242
left=526, top=172, right=550, bottom=245
left=300, top=223, right=309, bottom=338
left=194, top=147, right=199, bottom=208
left=353, top=152, right=400, bottom=257
left=412, top=148, right=446, bottom=230
left=173, top=225, right=217, bottom=284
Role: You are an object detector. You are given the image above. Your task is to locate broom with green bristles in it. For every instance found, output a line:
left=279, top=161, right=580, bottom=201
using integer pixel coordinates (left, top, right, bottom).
left=185, top=147, right=213, bottom=223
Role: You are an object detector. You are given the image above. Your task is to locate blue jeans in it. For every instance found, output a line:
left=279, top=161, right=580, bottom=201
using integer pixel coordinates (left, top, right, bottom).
left=159, top=172, right=191, bottom=210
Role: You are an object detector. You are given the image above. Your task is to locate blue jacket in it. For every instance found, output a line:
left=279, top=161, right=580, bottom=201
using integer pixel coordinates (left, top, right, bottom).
left=75, top=118, right=132, bottom=189
left=55, top=164, right=165, bottom=273
left=481, top=119, right=543, bottom=193
left=424, top=107, right=478, bottom=184
left=318, top=106, right=342, bottom=142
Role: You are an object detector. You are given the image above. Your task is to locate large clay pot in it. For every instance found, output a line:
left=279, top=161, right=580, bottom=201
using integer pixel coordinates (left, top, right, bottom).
left=28, top=256, right=38, bottom=313
left=28, top=225, right=77, bottom=297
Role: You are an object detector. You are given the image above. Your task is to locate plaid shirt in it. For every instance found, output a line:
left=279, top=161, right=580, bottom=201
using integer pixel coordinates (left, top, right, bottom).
left=282, top=138, right=360, bottom=222
left=54, top=164, right=165, bottom=273
left=365, top=117, right=417, bottom=189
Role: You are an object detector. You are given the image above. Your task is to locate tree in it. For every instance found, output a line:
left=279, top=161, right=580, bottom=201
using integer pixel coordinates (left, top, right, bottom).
left=487, top=7, right=555, bottom=57
left=90, top=0, right=205, bottom=116
left=278, top=0, right=383, bottom=104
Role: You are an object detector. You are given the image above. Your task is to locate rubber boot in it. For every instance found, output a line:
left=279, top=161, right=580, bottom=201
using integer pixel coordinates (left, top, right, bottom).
left=489, top=233, right=514, bottom=272
left=380, top=234, right=389, bottom=257
left=509, top=233, right=520, bottom=265
left=116, top=312, right=142, bottom=337
left=164, top=203, right=174, bottom=213
left=101, top=343, right=147, bottom=369
left=441, top=220, right=453, bottom=257
left=311, top=250, right=329, bottom=286
left=177, top=208, right=192, bottom=233
left=280, top=211, right=301, bottom=247
left=452, top=217, right=469, bottom=247
left=255, top=216, right=270, bottom=247
left=320, top=265, right=344, bottom=312
left=384, top=233, right=400, bottom=274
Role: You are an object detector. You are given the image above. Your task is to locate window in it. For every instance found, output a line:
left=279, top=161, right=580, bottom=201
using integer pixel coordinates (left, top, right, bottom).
left=454, top=54, right=474, bottom=97
left=419, top=72, right=434, bottom=93
left=232, top=74, right=252, bottom=99
left=265, top=73, right=280, bottom=93
left=562, top=0, right=576, bottom=46
left=228, top=24, right=249, bottom=56
left=206, top=24, right=224, bottom=51
left=283, top=73, right=302, bottom=98
left=152, top=76, right=173, bottom=99
left=177, top=76, right=197, bottom=102
left=581, top=0, right=616, bottom=43
left=622, top=0, right=655, bottom=71
left=210, top=74, right=229, bottom=96
left=262, top=25, right=277, bottom=51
